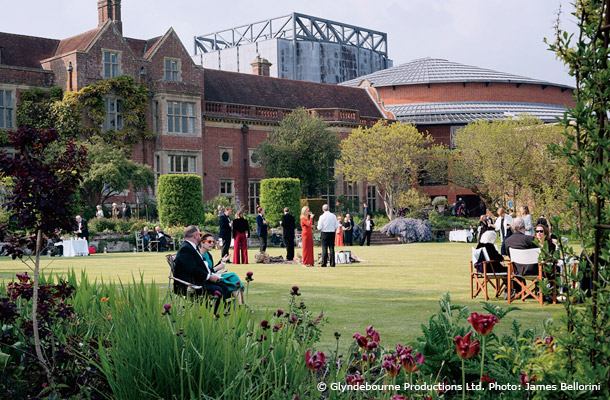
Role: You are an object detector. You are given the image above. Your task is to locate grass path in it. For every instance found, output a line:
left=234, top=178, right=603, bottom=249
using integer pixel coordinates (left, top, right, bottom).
left=0, top=242, right=563, bottom=351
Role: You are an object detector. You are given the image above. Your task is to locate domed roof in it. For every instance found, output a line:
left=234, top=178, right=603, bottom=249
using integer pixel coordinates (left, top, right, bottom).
left=341, top=57, right=573, bottom=90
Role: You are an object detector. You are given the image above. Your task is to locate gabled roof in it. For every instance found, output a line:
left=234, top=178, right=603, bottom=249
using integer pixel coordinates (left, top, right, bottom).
left=341, top=57, right=574, bottom=90
left=204, top=69, right=384, bottom=118
left=55, top=27, right=101, bottom=56
left=386, top=101, right=567, bottom=125
left=0, top=32, right=59, bottom=69
left=124, top=36, right=162, bottom=58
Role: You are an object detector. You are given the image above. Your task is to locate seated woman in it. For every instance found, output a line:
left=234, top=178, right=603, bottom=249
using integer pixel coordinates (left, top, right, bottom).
left=476, top=230, right=507, bottom=273
left=198, top=232, right=245, bottom=305
left=142, top=226, right=151, bottom=250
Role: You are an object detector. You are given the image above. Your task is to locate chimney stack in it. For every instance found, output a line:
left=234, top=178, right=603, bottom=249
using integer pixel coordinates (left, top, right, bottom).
left=251, top=56, right=272, bottom=77
left=98, top=0, right=122, bottom=34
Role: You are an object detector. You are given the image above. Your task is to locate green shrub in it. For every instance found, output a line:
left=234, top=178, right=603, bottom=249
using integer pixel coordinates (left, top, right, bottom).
left=88, top=218, right=117, bottom=233
left=429, top=213, right=473, bottom=229
left=157, top=174, right=204, bottom=227
left=260, top=178, right=301, bottom=227
left=300, top=198, right=325, bottom=221
left=202, top=194, right=234, bottom=215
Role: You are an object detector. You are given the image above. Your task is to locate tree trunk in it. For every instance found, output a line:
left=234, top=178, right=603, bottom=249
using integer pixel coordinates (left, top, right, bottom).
left=32, top=229, right=53, bottom=386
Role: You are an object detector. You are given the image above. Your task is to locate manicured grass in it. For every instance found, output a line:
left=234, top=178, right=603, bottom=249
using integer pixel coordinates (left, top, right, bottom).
left=0, top=243, right=563, bottom=352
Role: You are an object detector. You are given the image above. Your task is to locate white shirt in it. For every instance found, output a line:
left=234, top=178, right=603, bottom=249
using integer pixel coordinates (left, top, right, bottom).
left=365, top=220, right=371, bottom=231
left=494, top=214, right=513, bottom=238
left=317, top=211, right=339, bottom=232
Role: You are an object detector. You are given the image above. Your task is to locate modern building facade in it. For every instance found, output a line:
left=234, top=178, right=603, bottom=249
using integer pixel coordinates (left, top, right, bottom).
left=193, top=13, right=392, bottom=84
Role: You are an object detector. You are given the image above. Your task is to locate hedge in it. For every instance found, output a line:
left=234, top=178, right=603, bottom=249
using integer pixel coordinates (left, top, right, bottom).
left=259, top=178, right=301, bottom=228
left=157, top=174, right=205, bottom=227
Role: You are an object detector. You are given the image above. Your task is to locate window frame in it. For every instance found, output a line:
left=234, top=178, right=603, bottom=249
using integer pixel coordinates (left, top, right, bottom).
left=248, top=180, right=261, bottom=215
left=102, top=50, right=121, bottom=79
left=102, top=97, right=123, bottom=132
left=166, top=100, right=196, bottom=135
left=164, top=58, right=181, bottom=81
left=0, top=89, right=14, bottom=130
left=168, top=154, right=197, bottom=174
left=220, top=179, right=235, bottom=202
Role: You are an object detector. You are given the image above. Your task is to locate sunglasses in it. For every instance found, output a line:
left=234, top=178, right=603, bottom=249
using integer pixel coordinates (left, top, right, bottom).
left=202, top=239, right=215, bottom=244
left=535, top=230, right=545, bottom=233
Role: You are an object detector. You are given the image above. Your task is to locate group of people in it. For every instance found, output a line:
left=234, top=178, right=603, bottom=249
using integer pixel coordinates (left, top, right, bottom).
left=141, top=226, right=173, bottom=252
left=95, top=202, right=132, bottom=220
left=474, top=205, right=559, bottom=297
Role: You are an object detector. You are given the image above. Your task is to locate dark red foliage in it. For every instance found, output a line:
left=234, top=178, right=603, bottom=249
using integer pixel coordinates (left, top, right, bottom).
left=0, top=126, right=87, bottom=257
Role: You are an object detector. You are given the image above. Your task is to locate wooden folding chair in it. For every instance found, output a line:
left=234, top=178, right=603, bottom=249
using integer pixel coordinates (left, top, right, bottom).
left=166, top=254, right=202, bottom=295
left=135, top=231, right=145, bottom=252
left=471, top=247, right=508, bottom=300
left=507, top=248, right=556, bottom=306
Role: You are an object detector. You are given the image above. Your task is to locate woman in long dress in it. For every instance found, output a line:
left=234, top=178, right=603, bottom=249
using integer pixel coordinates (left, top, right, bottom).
left=198, top=232, right=244, bottom=305
left=335, top=216, right=344, bottom=247
left=232, top=210, right=250, bottom=264
left=300, top=206, right=315, bottom=267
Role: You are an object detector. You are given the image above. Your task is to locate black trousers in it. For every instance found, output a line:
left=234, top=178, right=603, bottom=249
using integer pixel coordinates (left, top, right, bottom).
left=221, top=234, right=231, bottom=258
left=259, top=234, right=267, bottom=252
left=284, top=233, right=295, bottom=260
left=321, top=231, right=336, bottom=267
left=360, top=230, right=372, bottom=246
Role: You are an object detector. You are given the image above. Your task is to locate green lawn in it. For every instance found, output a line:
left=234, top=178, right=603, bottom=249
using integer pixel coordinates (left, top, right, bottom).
left=0, top=243, right=563, bottom=352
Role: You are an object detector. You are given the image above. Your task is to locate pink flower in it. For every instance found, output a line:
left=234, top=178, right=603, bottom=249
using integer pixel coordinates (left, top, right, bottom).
left=246, top=271, right=254, bottom=282
left=305, top=348, right=325, bottom=371
left=520, top=373, right=537, bottom=386
left=391, top=395, right=407, bottom=400
left=366, top=325, right=380, bottom=342
left=467, top=312, right=499, bottom=336
left=454, top=331, right=480, bottom=359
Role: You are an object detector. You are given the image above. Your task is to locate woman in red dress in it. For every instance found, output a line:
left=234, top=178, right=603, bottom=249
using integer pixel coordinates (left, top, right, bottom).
left=300, top=206, right=315, bottom=266
left=232, top=210, right=250, bottom=264
left=335, top=216, right=344, bottom=247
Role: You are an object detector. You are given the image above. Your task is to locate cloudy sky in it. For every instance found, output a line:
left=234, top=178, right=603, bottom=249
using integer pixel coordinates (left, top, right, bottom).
left=4, top=0, right=576, bottom=86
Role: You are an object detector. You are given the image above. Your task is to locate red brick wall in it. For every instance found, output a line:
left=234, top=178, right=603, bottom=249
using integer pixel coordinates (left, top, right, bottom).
left=0, top=66, right=54, bottom=87
left=377, top=82, right=575, bottom=107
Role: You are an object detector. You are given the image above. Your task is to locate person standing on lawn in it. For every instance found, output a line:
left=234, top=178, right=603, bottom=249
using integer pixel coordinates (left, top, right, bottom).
left=280, top=207, right=296, bottom=261
left=317, top=204, right=339, bottom=267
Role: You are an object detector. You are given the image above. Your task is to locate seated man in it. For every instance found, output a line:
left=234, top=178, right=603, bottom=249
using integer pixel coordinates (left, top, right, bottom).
left=173, top=225, right=231, bottom=313
left=142, top=226, right=151, bottom=250
left=505, top=217, right=539, bottom=275
left=155, top=226, right=172, bottom=251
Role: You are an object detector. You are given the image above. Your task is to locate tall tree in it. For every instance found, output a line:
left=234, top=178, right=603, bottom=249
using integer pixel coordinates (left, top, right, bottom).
left=257, top=108, right=340, bottom=197
left=451, top=115, right=573, bottom=216
left=336, top=121, right=447, bottom=220
left=0, top=127, right=87, bottom=387
left=79, top=142, right=155, bottom=210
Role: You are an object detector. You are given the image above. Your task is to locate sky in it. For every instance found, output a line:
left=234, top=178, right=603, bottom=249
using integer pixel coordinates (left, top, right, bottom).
left=4, top=0, right=577, bottom=86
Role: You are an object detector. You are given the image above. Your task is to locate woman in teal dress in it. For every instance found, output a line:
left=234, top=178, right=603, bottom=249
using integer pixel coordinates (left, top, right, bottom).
left=199, top=232, right=245, bottom=305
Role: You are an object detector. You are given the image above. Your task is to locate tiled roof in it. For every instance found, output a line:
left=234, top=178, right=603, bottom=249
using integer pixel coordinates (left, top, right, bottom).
left=55, top=28, right=101, bottom=57
left=341, top=57, right=574, bottom=90
left=204, top=69, right=384, bottom=118
left=124, top=36, right=162, bottom=58
left=386, top=101, right=567, bottom=125
left=0, top=32, right=59, bottom=69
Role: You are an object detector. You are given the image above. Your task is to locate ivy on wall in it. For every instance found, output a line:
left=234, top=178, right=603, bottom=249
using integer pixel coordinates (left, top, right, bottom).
left=15, top=75, right=153, bottom=149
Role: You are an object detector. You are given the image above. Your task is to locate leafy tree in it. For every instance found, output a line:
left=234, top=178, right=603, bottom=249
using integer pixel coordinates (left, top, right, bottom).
left=259, top=178, right=301, bottom=227
left=79, top=142, right=155, bottom=210
left=257, top=108, right=340, bottom=197
left=0, top=127, right=87, bottom=388
left=336, top=121, right=447, bottom=220
left=451, top=115, right=573, bottom=217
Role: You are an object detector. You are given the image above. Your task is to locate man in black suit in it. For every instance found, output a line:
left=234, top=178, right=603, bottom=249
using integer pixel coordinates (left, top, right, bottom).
left=219, top=206, right=232, bottom=261
left=73, top=216, right=89, bottom=242
left=155, top=226, right=172, bottom=251
left=256, top=207, right=268, bottom=252
left=280, top=207, right=296, bottom=261
left=505, top=218, right=539, bottom=275
left=122, top=202, right=132, bottom=220
left=343, top=213, right=354, bottom=246
left=173, top=226, right=231, bottom=313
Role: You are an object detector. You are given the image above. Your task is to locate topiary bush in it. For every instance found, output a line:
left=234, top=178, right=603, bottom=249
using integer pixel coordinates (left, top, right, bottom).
left=380, top=217, right=432, bottom=243
left=157, top=174, right=205, bottom=227
left=260, top=178, right=301, bottom=227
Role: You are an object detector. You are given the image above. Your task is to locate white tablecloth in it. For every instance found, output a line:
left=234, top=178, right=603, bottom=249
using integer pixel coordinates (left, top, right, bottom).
left=449, top=230, right=473, bottom=243
left=61, top=239, right=90, bottom=257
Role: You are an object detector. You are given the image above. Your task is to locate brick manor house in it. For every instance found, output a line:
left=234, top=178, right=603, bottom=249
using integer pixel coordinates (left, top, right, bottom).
left=0, top=0, right=575, bottom=215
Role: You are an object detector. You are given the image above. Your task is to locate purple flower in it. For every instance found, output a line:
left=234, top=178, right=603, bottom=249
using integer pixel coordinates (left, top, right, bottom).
left=276, top=309, right=284, bottom=316
left=291, top=286, right=300, bottom=296
left=260, top=320, right=269, bottom=330
left=246, top=272, right=254, bottom=282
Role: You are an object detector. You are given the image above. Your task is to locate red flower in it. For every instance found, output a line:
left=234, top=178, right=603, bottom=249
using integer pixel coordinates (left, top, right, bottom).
left=481, top=374, right=495, bottom=383
left=346, top=373, right=364, bottom=387
left=520, top=373, right=537, bottom=386
left=305, top=348, right=325, bottom=371
left=362, top=352, right=376, bottom=364
left=391, top=395, right=407, bottom=400
left=535, top=336, right=555, bottom=352
left=382, top=354, right=401, bottom=377
left=366, top=325, right=380, bottom=342
left=454, top=331, right=480, bottom=359
left=467, top=312, right=499, bottom=336
left=246, top=272, right=254, bottom=282
left=396, top=344, right=425, bottom=373
left=353, top=333, right=368, bottom=350
left=354, top=326, right=381, bottom=351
